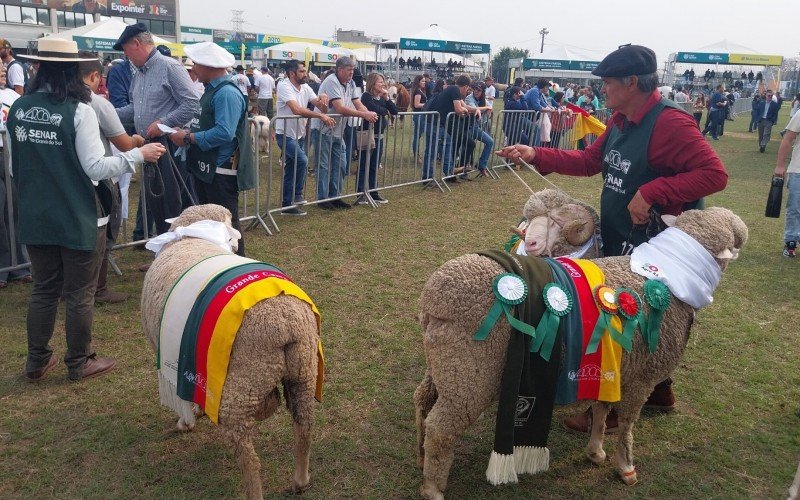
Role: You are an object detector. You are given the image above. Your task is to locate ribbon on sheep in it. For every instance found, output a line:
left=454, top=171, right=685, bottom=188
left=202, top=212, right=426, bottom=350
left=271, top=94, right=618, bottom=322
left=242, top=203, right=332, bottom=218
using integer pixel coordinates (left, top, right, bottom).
left=473, top=273, right=537, bottom=341
left=531, top=283, right=573, bottom=361
left=641, top=280, right=671, bottom=353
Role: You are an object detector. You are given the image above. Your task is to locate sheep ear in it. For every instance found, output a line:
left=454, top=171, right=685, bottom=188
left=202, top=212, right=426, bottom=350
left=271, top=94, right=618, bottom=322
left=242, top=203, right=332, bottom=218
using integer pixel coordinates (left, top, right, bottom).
left=164, top=217, right=177, bottom=224
left=661, top=214, right=677, bottom=227
left=716, top=248, right=734, bottom=259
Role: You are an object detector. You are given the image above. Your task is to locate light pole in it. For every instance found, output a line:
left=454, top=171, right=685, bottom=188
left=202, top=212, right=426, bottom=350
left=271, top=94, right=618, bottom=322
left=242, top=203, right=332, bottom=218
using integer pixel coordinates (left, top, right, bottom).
left=538, top=27, right=549, bottom=54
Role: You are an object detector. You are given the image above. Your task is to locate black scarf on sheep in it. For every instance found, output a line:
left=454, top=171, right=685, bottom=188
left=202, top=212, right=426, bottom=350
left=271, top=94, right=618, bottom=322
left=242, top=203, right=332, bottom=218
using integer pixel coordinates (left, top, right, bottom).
left=477, top=250, right=563, bottom=484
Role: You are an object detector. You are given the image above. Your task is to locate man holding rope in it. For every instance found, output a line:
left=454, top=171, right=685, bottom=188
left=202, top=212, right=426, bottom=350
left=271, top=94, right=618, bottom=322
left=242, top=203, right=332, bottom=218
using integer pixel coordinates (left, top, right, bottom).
left=114, top=24, right=199, bottom=237
left=498, top=44, right=728, bottom=433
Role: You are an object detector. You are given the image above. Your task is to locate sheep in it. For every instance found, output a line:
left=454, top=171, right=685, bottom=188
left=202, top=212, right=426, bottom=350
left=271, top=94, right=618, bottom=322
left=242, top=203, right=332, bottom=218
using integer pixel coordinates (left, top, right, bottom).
left=250, top=115, right=271, bottom=156
left=141, top=204, right=320, bottom=499
left=509, top=189, right=601, bottom=259
left=414, top=207, right=748, bottom=499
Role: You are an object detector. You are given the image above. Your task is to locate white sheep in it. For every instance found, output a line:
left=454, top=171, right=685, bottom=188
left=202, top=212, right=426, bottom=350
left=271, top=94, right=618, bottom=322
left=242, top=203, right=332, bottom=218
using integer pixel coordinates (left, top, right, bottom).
left=415, top=207, right=748, bottom=499
left=141, top=204, right=320, bottom=499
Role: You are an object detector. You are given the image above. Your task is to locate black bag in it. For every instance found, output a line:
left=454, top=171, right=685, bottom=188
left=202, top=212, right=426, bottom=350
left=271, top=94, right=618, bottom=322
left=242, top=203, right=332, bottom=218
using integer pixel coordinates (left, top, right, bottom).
left=765, top=176, right=784, bottom=218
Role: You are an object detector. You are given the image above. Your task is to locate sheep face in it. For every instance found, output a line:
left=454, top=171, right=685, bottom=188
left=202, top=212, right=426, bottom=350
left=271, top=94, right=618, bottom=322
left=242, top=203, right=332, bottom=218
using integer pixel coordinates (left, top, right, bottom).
left=523, top=215, right=561, bottom=256
left=523, top=204, right=597, bottom=257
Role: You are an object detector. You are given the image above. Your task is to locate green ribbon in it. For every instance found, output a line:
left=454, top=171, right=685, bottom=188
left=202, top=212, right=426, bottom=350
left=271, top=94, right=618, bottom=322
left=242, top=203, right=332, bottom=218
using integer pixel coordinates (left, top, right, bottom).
left=615, top=287, right=643, bottom=353
left=642, top=280, right=671, bottom=354
left=532, top=283, right=572, bottom=361
left=586, top=311, right=617, bottom=354
left=473, top=273, right=537, bottom=341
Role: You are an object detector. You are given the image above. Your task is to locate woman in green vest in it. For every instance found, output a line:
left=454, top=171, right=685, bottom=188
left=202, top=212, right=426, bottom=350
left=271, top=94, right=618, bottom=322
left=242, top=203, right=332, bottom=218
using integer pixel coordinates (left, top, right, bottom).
left=9, top=39, right=165, bottom=382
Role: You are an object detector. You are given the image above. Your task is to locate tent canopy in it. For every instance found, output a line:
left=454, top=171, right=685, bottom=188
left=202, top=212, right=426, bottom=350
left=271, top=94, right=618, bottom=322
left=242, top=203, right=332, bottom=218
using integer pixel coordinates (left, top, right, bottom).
left=44, top=19, right=176, bottom=54
left=264, top=41, right=355, bottom=65
left=388, top=23, right=490, bottom=55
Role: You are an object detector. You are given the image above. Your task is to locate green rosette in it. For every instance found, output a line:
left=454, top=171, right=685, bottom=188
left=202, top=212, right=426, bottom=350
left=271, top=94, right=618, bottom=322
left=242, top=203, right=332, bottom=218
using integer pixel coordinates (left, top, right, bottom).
left=473, top=273, right=537, bottom=341
left=642, top=279, right=671, bottom=353
left=615, top=287, right=643, bottom=352
left=532, top=282, right=573, bottom=361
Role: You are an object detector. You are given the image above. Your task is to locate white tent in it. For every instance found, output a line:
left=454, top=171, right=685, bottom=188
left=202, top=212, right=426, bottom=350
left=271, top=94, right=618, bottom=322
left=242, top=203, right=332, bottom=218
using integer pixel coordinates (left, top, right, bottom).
left=692, top=39, right=759, bottom=55
left=266, top=41, right=354, bottom=64
left=536, top=45, right=606, bottom=63
left=43, top=18, right=172, bottom=51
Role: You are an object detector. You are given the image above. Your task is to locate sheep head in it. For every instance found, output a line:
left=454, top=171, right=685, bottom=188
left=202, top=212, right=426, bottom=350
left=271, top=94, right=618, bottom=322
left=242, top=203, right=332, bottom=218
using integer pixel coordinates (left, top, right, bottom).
left=165, top=204, right=239, bottom=253
left=672, top=207, right=748, bottom=270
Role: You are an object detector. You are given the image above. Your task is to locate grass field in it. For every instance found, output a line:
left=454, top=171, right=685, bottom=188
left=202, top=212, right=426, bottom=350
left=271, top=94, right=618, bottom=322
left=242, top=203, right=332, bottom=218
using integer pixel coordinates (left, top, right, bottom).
left=1, top=107, right=799, bottom=499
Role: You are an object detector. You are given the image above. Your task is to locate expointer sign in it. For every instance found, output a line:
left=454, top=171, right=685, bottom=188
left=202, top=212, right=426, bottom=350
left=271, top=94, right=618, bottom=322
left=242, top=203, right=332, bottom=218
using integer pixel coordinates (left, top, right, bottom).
left=399, top=37, right=489, bottom=54
left=522, top=59, right=600, bottom=71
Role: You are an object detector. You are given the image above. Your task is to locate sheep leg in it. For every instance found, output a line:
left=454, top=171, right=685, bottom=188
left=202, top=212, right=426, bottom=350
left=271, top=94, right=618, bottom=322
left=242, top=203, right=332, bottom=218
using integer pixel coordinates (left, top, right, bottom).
left=220, top=425, right=263, bottom=500
left=285, top=380, right=315, bottom=493
left=414, top=369, right=438, bottom=468
left=613, top=408, right=639, bottom=485
left=586, top=402, right=611, bottom=465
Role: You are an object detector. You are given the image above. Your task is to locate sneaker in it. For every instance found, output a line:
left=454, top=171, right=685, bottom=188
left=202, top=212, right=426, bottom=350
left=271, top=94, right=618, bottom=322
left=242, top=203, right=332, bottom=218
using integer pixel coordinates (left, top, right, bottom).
left=280, top=207, right=307, bottom=216
left=293, top=197, right=308, bottom=205
left=370, top=193, right=389, bottom=204
left=353, top=195, right=371, bottom=205
left=318, top=201, right=335, bottom=210
left=331, top=199, right=352, bottom=210
left=784, top=241, right=797, bottom=258
left=760, top=145, right=766, bottom=153
left=444, top=176, right=462, bottom=184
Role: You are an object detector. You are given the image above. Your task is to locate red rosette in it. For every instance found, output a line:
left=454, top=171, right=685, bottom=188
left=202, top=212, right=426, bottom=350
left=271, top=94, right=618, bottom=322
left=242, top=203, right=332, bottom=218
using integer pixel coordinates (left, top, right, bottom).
left=616, top=288, right=641, bottom=319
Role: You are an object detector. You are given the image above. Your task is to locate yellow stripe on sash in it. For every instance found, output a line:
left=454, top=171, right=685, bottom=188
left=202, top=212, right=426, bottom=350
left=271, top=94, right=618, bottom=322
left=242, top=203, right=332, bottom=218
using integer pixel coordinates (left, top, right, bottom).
left=204, top=277, right=323, bottom=423
left=573, top=259, right=621, bottom=403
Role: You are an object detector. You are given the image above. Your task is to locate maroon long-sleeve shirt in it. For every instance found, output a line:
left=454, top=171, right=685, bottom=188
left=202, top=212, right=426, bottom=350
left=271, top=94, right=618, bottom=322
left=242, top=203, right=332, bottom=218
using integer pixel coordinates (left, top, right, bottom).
left=533, top=91, right=728, bottom=215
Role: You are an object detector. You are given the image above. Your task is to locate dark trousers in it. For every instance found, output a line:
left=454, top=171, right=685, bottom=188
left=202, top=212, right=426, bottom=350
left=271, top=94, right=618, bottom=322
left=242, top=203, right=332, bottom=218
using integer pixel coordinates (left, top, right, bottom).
left=356, top=137, right=384, bottom=194
left=195, top=172, right=244, bottom=256
left=702, top=110, right=722, bottom=139
left=144, top=139, right=195, bottom=235
left=26, top=226, right=104, bottom=379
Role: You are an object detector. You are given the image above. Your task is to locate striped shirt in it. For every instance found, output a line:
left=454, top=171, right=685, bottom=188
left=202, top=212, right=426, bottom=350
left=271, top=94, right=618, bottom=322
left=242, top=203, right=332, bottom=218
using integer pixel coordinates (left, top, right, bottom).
left=116, top=49, right=199, bottom=136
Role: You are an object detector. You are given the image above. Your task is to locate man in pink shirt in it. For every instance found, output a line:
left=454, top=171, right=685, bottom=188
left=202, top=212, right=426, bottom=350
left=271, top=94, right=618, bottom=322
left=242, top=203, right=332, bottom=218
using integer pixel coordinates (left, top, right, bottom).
left=499, top=44, right=728, bottom=433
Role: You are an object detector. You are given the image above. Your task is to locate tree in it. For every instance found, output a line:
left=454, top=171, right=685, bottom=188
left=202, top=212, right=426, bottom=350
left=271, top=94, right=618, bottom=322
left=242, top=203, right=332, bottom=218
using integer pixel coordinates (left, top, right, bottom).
left=491, top=47, right=530, bottom=84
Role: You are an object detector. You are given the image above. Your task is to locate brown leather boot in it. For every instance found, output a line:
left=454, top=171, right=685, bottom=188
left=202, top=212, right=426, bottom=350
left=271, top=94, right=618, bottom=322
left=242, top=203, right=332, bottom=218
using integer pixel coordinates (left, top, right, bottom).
left=644, top=380, right=676, bottom=411
left=25, top=355, right=59, bottom=382
left=95, top=289, right=129, bottom=304
left=69, top=356, right=116, bottom=381
left=563, top=407, right=619, bottom=434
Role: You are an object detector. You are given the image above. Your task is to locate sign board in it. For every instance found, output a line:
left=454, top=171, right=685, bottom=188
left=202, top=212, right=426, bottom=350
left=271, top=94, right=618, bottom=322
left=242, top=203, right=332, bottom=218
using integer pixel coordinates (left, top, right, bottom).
left=315, top=52, right=340, bottom=64
left=214, top=30, right=258, bottom=43
left=181, top=26, right=213, bottom=44
left=74, top=35, right=117, bottom=52
left=728, top=53, right=783, bottom=66
left=399, top=37, right=489, bottom=54
left=523, top=59, right=599, bottom=71
left=107, top=0, right=176, bottom=20
left=676, top=52, right=729, bottom=64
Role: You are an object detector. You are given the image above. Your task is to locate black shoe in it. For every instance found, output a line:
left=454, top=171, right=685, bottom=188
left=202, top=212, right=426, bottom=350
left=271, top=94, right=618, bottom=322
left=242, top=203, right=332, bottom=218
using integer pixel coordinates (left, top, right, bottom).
left=280, top=207, right=307, bottom=216
left=353, top=195, right=371, bottom=205
left=760, top=146, right=766, bottom=153
left=370, top=193, right=389, bottom=204
left=331, top=199, right=352, bottom=210
left=444, top=176, right=461, bottom=184
left=318, top=201, right=336, bottom=210
left=421, top=180, right=435, bottom=188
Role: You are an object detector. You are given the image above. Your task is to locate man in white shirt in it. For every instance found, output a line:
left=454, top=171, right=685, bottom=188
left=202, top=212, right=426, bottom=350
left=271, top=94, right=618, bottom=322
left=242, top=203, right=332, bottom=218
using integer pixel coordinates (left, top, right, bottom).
left=674, top=87, right=689, bottom=103
left=232, top=65, right=250, bottom=96
left=275, top=59, right=334, bottom=216
left=1, top=39, right=25, bottom=95
left=774, top=110, right=800, bottom=257
left=484, top=76, right=496, bottom=110
left=256, top=66, right=275, bottom=118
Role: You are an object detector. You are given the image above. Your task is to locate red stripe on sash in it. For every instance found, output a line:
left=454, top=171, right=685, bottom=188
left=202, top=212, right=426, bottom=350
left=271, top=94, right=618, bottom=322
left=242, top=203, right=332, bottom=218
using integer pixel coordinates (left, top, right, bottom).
left=556, top=257, right=601, bottom=400
left=192, top=270, right=290, bottom=405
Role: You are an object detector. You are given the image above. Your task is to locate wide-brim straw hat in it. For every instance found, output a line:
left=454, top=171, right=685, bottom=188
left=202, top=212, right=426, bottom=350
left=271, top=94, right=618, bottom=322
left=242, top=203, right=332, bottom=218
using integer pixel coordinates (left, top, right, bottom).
left=20, top=38, right=98, bottom=63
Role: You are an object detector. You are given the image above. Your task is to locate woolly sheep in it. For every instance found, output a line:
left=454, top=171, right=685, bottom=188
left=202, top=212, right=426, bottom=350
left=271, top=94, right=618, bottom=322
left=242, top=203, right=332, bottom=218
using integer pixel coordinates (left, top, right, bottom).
left=511, top=189, right=601, bottom=258
left=250, top=115, right=271, bottom=155
left=141, top=204, right=319, bottom=499
left=414, top=207, right=748, bottom=499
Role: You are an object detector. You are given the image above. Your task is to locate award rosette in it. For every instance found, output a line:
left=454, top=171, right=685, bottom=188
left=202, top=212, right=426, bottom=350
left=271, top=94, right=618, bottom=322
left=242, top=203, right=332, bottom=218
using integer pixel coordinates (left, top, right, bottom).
left=586, top=285, right=622, bottom=354
left=615, top=287, right=643, bottom=352
left=473, top=273, right=537, bottom=341
left=532, top=282, right=573, bottom=361
left=642, top=279, right=671, bottom=353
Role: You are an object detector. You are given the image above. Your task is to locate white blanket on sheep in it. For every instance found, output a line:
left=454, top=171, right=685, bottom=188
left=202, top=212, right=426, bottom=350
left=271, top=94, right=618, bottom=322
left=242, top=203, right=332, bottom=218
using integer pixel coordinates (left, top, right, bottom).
left=630, top=227, right=721, bottom=309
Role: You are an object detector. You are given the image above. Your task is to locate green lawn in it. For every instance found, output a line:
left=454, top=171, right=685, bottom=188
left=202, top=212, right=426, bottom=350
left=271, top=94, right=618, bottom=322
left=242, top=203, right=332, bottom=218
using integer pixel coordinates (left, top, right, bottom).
left=1, top=108, right=799, bottom=499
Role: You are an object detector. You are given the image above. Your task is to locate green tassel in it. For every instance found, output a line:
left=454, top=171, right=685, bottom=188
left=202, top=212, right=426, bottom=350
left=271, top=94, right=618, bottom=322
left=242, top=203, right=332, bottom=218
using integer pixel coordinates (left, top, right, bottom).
left=473, top=301, right=504, bottom=340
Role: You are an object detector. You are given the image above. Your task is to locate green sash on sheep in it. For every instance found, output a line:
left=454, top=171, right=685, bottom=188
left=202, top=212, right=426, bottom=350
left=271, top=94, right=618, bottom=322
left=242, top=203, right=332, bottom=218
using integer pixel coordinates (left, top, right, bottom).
left=476, top=250, right=562, bottom=485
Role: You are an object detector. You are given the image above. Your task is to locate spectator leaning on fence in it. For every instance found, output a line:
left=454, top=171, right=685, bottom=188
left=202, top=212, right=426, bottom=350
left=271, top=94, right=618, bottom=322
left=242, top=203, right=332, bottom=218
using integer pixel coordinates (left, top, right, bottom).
left=168, top=42, right=255, bottom=257
left=9, top=38, right=165, bottom=382
left=310, top=56, right=377, bottom=210
left=498, top=43, right=728, bottom=435
left=354, top=72, right=397, bottom=206
left=462, top=83, right=495, bottom=175
left=113, top=23, right=199, bottom=237
left=774, top=109, right=800, bottom=258
left=422, top=74, right=472, bottom=183
left=275, top=59, right=334, bottom=216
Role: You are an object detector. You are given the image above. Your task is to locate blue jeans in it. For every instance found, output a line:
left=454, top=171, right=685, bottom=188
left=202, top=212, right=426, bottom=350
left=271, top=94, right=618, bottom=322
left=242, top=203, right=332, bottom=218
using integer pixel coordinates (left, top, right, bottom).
left=749, top=113, right=758, bottom=132
left=785, top=173, right=800, bottom=243
left=314, top=131, right=346, bottom=200
left=422, top=125, right=452, bottom=178
left=412, top=114, right=426, bottom=155
left=343, top=125, right=355, bottom=171
left=469, top=125, right=495, bottom=170
left=275, top=134, right=307, bottom=207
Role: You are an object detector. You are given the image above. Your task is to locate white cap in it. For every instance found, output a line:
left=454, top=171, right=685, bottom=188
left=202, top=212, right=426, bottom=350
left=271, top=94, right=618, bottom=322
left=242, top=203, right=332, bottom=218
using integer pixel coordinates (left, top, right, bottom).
left=183, top=42, right=235, bottom=69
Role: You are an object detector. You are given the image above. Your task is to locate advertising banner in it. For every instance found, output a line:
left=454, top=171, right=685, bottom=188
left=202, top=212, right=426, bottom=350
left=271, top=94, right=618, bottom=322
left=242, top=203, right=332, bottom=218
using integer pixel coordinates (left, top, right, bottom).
left=728, top=53, right=783, bottom=66
left=676, top=52, right=729, bottom=64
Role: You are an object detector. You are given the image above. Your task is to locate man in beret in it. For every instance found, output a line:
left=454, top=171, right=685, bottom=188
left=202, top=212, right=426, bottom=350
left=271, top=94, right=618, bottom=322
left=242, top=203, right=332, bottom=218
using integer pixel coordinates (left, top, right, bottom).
left=168, top=42, right=254, bottom=256
left=498, top=44, right=728, bottom=433
left=113, top=23, right=199, bottom=239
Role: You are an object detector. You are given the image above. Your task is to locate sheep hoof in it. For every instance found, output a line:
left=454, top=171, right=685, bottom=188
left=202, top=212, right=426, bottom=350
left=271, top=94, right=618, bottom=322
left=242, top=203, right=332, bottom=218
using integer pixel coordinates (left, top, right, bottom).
left=587, top=449, right=606, bottom=465
left=285, top=481, right=311, bottom=494
left=420, top=480, right=444, bottom=500
left=417, top=444, right=425, bottom=468
left=618, top=466, right=638, bottom=486
left=191, top=404, right=205, bottom=418
left=176, top=418, right=194, bottom=432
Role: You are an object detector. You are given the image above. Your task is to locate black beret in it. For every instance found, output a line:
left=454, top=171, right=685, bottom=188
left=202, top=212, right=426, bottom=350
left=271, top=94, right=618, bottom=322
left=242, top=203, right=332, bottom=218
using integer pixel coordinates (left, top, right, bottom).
left=591, top=44, right=657, bottom=77
left=156, top=44, right=171, bottom=57
left=113, top=23, right=149, bottom=52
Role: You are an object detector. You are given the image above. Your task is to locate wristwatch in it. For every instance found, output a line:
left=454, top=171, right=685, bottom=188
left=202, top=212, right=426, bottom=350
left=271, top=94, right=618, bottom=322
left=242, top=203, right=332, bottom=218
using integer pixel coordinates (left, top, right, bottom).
left=182, top=131, right=191, bottom=146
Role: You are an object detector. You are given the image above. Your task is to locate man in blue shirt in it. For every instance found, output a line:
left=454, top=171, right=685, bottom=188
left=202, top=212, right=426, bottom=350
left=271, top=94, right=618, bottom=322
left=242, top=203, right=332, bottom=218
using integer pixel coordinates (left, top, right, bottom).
left=701, top=84, right=727, bottom=140
left=169, top=42, right=254, bottom=256
left=523, top=79, right=552, bottom=146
